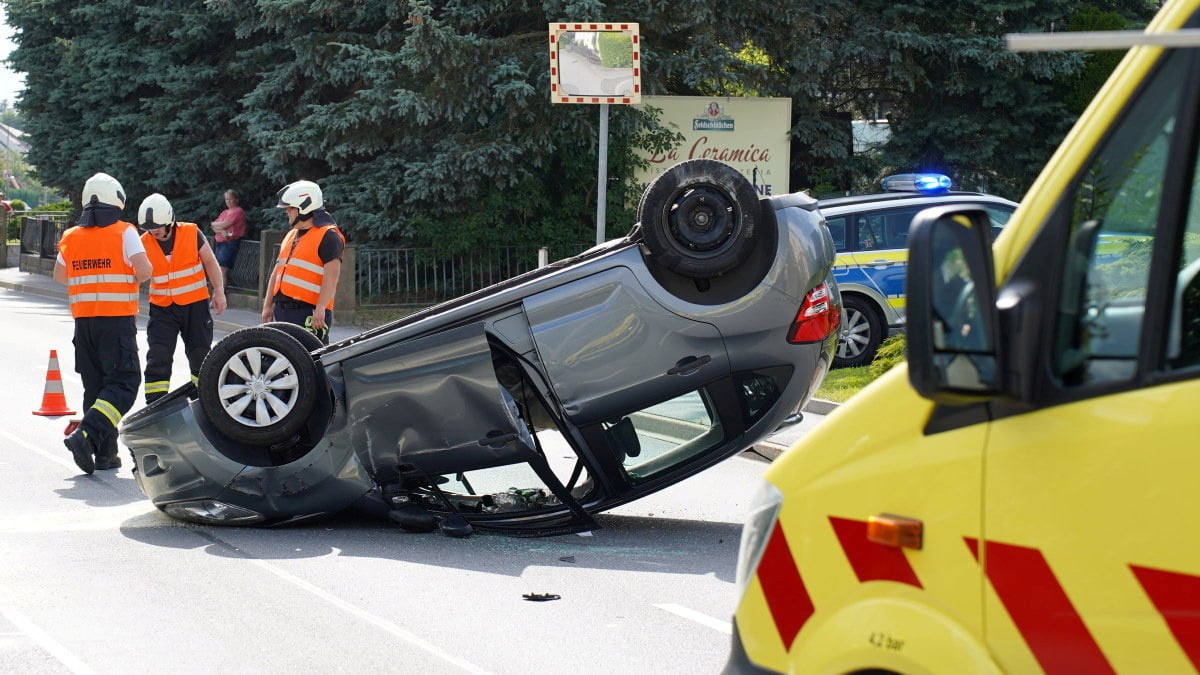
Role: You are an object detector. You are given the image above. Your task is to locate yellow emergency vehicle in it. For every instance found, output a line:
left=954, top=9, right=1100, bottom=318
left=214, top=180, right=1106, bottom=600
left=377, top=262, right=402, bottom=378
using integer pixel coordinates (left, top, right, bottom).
left=726, top=1, right=1200, bottom=673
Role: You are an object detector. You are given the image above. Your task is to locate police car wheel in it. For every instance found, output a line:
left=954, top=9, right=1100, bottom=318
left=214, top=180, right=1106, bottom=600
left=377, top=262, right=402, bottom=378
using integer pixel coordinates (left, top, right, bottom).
left=638, top=158, right=760, bottom=278
left=834, top=295, right=884, bottom=368
left=198, top=326, right=320, bottom=446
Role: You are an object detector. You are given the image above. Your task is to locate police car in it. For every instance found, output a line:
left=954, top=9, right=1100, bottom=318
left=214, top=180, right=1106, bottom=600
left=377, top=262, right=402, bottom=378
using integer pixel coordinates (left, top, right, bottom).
left=820, top=174, right=1017, bottom=368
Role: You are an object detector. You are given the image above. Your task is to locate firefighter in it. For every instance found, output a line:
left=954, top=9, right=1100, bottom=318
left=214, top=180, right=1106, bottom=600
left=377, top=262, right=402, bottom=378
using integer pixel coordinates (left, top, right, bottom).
left=54, top=172, right=153, bottom=474
left=138, top=193, right=227, bottom=405
left=260, top=180, right=345, bottom=345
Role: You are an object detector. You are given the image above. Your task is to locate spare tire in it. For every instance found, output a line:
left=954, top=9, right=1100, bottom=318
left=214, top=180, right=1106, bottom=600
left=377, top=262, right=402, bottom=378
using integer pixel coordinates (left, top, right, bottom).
left=638, top=159, right=760, bottom=278
left=198, top=326, right=321, bottom=446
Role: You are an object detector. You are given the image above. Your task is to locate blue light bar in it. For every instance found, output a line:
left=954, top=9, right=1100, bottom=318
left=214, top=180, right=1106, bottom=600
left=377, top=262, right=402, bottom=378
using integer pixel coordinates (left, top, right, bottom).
left=881, top=173, right=953, bottom=193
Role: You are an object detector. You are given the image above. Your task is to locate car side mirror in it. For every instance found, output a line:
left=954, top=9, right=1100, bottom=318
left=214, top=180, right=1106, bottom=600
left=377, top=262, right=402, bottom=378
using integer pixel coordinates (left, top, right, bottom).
left=906, top=206, right=1002, bottom=403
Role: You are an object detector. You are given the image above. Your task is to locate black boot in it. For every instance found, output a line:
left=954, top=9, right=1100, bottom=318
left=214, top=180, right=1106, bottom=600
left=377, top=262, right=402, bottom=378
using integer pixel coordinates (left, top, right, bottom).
left=64, top=430, right=95, bottom=475
left=95, top=435, right=122, bottom=470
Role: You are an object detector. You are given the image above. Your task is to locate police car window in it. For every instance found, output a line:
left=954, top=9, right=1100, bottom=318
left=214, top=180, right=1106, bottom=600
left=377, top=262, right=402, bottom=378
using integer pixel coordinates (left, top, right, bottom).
left=985, top=206, right=1014, bottom=227
left=884, top=211, right=913, bottom=248
left=856, top=217, right=879, bottom=250
left=1052, top=48, right=1186, bottom=386
left=826, top=217, right=847, bottom=252
left=985, top=205, right=1015, bottom=241
left=854, top=209, right=919, bottom=251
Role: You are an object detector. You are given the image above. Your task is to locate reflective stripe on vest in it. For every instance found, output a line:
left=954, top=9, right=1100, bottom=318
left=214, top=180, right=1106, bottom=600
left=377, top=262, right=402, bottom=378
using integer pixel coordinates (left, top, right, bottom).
left=143, top=222, right=210, bottom=307
left=273, top=224, right=341, bottom=308
left=60, top=222, right=140, bottom=317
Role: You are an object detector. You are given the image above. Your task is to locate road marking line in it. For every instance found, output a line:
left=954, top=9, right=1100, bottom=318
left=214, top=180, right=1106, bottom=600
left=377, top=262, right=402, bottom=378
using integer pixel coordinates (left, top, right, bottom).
left=655, top=603, right=732, bottom=635
left=2, top=429, right=76, bottom=471
left=249, top=558, right=495, bottom=674
left=0, top=501, right=160, bottom=533
left=1, top=607, right=95, bottom=675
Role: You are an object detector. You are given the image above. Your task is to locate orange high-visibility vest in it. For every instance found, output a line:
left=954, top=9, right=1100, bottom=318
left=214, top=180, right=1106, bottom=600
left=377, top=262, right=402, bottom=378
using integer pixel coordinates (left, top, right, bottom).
left=59, top=222, right=140, bottom=318
left=142, top=222, right=210, bottom=307
left=272, top=224, right=343, bottom=308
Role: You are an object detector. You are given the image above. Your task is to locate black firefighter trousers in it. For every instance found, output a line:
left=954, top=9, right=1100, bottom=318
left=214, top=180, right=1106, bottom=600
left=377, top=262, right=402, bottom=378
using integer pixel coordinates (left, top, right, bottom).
left=73, top=315, right=140, bottom=459
left=144, top=300, right=213, bottom=404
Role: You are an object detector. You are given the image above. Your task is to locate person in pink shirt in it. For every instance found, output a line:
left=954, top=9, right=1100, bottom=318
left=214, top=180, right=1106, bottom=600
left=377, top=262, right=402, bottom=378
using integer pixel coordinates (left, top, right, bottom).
left=210, top=189, right=247, bottom=288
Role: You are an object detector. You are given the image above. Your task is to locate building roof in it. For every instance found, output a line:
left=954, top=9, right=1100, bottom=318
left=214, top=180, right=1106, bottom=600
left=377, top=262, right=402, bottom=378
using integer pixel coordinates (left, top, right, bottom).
left=0, top=123, right=29, bottom=155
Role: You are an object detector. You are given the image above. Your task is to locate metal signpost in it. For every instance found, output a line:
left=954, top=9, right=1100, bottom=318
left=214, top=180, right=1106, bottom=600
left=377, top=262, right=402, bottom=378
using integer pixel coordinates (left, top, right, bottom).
left=548, top=23, right=641, bottom=246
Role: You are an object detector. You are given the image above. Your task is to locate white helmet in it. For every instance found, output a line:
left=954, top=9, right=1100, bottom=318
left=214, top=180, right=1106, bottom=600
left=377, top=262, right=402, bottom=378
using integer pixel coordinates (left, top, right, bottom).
left=138, top=193, right=175, bottom=230
left=275, top=180, right=323, bottom=215
left=82, top=172, right=126, bottom=209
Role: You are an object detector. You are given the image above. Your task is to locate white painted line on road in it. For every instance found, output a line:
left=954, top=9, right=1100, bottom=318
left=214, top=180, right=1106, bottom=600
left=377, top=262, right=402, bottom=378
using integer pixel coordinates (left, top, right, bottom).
left=2, top=428, right=76, bottom=472
left=655, top=603, right=732, bottom=635
left=0, top=429, right=163, bottom=532
left=1, top=606, right=95, bottom=675
left=0, top=501, right=159, bottom=533
left=249, top=557, right=495, bottom=674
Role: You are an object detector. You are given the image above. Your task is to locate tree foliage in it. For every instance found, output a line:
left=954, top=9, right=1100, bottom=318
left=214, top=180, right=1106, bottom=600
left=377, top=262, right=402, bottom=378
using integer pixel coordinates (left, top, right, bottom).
left=0, top=0, right=1158, bottom=251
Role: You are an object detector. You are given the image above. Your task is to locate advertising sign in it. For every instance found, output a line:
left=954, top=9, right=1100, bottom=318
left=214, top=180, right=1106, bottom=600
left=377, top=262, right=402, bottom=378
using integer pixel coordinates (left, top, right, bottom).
left=635, top=96, right=791, bottom=196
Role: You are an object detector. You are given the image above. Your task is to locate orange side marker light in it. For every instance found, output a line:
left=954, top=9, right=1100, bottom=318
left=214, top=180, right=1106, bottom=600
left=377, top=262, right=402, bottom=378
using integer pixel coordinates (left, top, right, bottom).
left=867, top=513, right=923, bottom=550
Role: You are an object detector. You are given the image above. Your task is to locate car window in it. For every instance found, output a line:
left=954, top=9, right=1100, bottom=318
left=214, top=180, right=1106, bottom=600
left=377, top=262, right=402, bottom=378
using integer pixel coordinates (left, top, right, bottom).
left=829, top=200, right=1014, bottom=254
left=826, top=217, right=847, bottom=252
left=607, top=388, right=726, bottom=484
left=984, top=205, right=1014, bottom=228
left=855, top=215, right=881, bottom=250
left=1167, top=130, right=1200, bottom=369
left=435, top=459, right=569, bottom=514
left=1052, top=47, right=1191, bottom=386
left=984, top=205, right=1015, bottom=240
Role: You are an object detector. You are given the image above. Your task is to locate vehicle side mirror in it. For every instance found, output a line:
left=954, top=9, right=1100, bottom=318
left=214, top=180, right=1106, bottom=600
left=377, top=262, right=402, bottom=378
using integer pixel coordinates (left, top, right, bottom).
left=907, top=207, right=1002, bottom=403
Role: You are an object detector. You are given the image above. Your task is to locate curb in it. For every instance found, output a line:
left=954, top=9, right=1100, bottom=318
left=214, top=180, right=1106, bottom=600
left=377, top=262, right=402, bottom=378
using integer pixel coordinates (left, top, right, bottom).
left=803, top=398, right=839, bottom=416
left=744, top=397, right=840, bottom=463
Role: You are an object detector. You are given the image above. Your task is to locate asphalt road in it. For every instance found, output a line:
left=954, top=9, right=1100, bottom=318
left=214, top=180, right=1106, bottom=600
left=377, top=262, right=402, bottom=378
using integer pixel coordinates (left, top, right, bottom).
left=0, top=275, right=827, bottom=675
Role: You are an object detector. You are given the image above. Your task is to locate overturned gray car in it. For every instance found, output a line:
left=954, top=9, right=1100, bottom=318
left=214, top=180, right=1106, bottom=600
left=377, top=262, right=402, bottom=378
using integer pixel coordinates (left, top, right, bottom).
left=120, top=159, right=841, bottom=536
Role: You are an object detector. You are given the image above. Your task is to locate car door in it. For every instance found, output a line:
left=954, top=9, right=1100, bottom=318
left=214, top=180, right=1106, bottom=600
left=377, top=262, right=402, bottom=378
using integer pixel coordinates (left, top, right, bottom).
left=825, top=211, right=889, bottom=302
left=982, top=44, right=1200, bottom=674
left=846, top=206, right=920, bottom=311
left=341, top=321, right=537, bottom=477
left=522, top=265, right=730, bottom=425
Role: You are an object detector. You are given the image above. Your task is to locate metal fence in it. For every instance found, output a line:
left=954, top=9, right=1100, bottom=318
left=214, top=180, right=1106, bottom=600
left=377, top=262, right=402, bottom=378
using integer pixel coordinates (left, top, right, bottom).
left=226, top=239, right=261, bottom=292
left=15, top=215, right=589, bottom=310
left=18, top=213, right=71, bottom=259
left=356, top=245, right=583, bottom=307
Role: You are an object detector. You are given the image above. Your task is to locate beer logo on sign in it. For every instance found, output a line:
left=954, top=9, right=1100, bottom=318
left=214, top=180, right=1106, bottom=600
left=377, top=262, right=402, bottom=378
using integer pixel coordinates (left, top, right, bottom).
left=694, top=102, right=734, bottom=131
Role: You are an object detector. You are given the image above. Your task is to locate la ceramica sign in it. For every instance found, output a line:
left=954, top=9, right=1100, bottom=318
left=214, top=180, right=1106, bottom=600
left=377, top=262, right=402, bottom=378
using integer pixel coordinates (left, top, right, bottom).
left=635, top=96, right=791, bottom=196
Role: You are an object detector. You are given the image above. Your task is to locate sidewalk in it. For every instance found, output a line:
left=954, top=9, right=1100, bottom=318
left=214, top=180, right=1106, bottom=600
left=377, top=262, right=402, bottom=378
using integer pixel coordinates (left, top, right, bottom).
left=0, top=264, right=833, bottom=458
left=0, top=265, right=360, bottom=343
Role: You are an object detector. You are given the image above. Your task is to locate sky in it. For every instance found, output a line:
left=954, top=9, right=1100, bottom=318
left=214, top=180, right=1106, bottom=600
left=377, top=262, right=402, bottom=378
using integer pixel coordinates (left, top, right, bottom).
left=0, top=7, right=25, bottom=108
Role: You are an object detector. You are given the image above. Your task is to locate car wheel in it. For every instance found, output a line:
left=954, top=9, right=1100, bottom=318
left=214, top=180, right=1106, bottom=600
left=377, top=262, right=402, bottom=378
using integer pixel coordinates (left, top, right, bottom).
left=198, top=326, right=320, bottom=446
left=638, top=158, right=760, bottom=278
left=262, top=321, right=325, bottom=353
left=835, top=295, right=884, bottom=368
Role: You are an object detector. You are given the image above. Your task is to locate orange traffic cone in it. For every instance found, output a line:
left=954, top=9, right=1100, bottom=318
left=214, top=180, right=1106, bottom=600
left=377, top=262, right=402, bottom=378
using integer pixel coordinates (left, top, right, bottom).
left=33, top=349, right=76, bottom=416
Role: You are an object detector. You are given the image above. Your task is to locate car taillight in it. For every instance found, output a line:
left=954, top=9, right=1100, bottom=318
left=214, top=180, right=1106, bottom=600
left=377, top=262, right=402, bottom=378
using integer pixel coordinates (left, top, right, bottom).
left=788, top=282, right=839, bottom=344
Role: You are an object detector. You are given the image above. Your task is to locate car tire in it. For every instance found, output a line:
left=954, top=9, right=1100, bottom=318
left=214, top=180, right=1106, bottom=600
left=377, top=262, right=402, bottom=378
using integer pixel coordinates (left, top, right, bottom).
left=261, top=321, right=326, bottom=353
left=638, top=158, right=760, bottom=278
left=198, top=326, right=321, bottom=446
left=835, top=295, right=884, bottom=368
